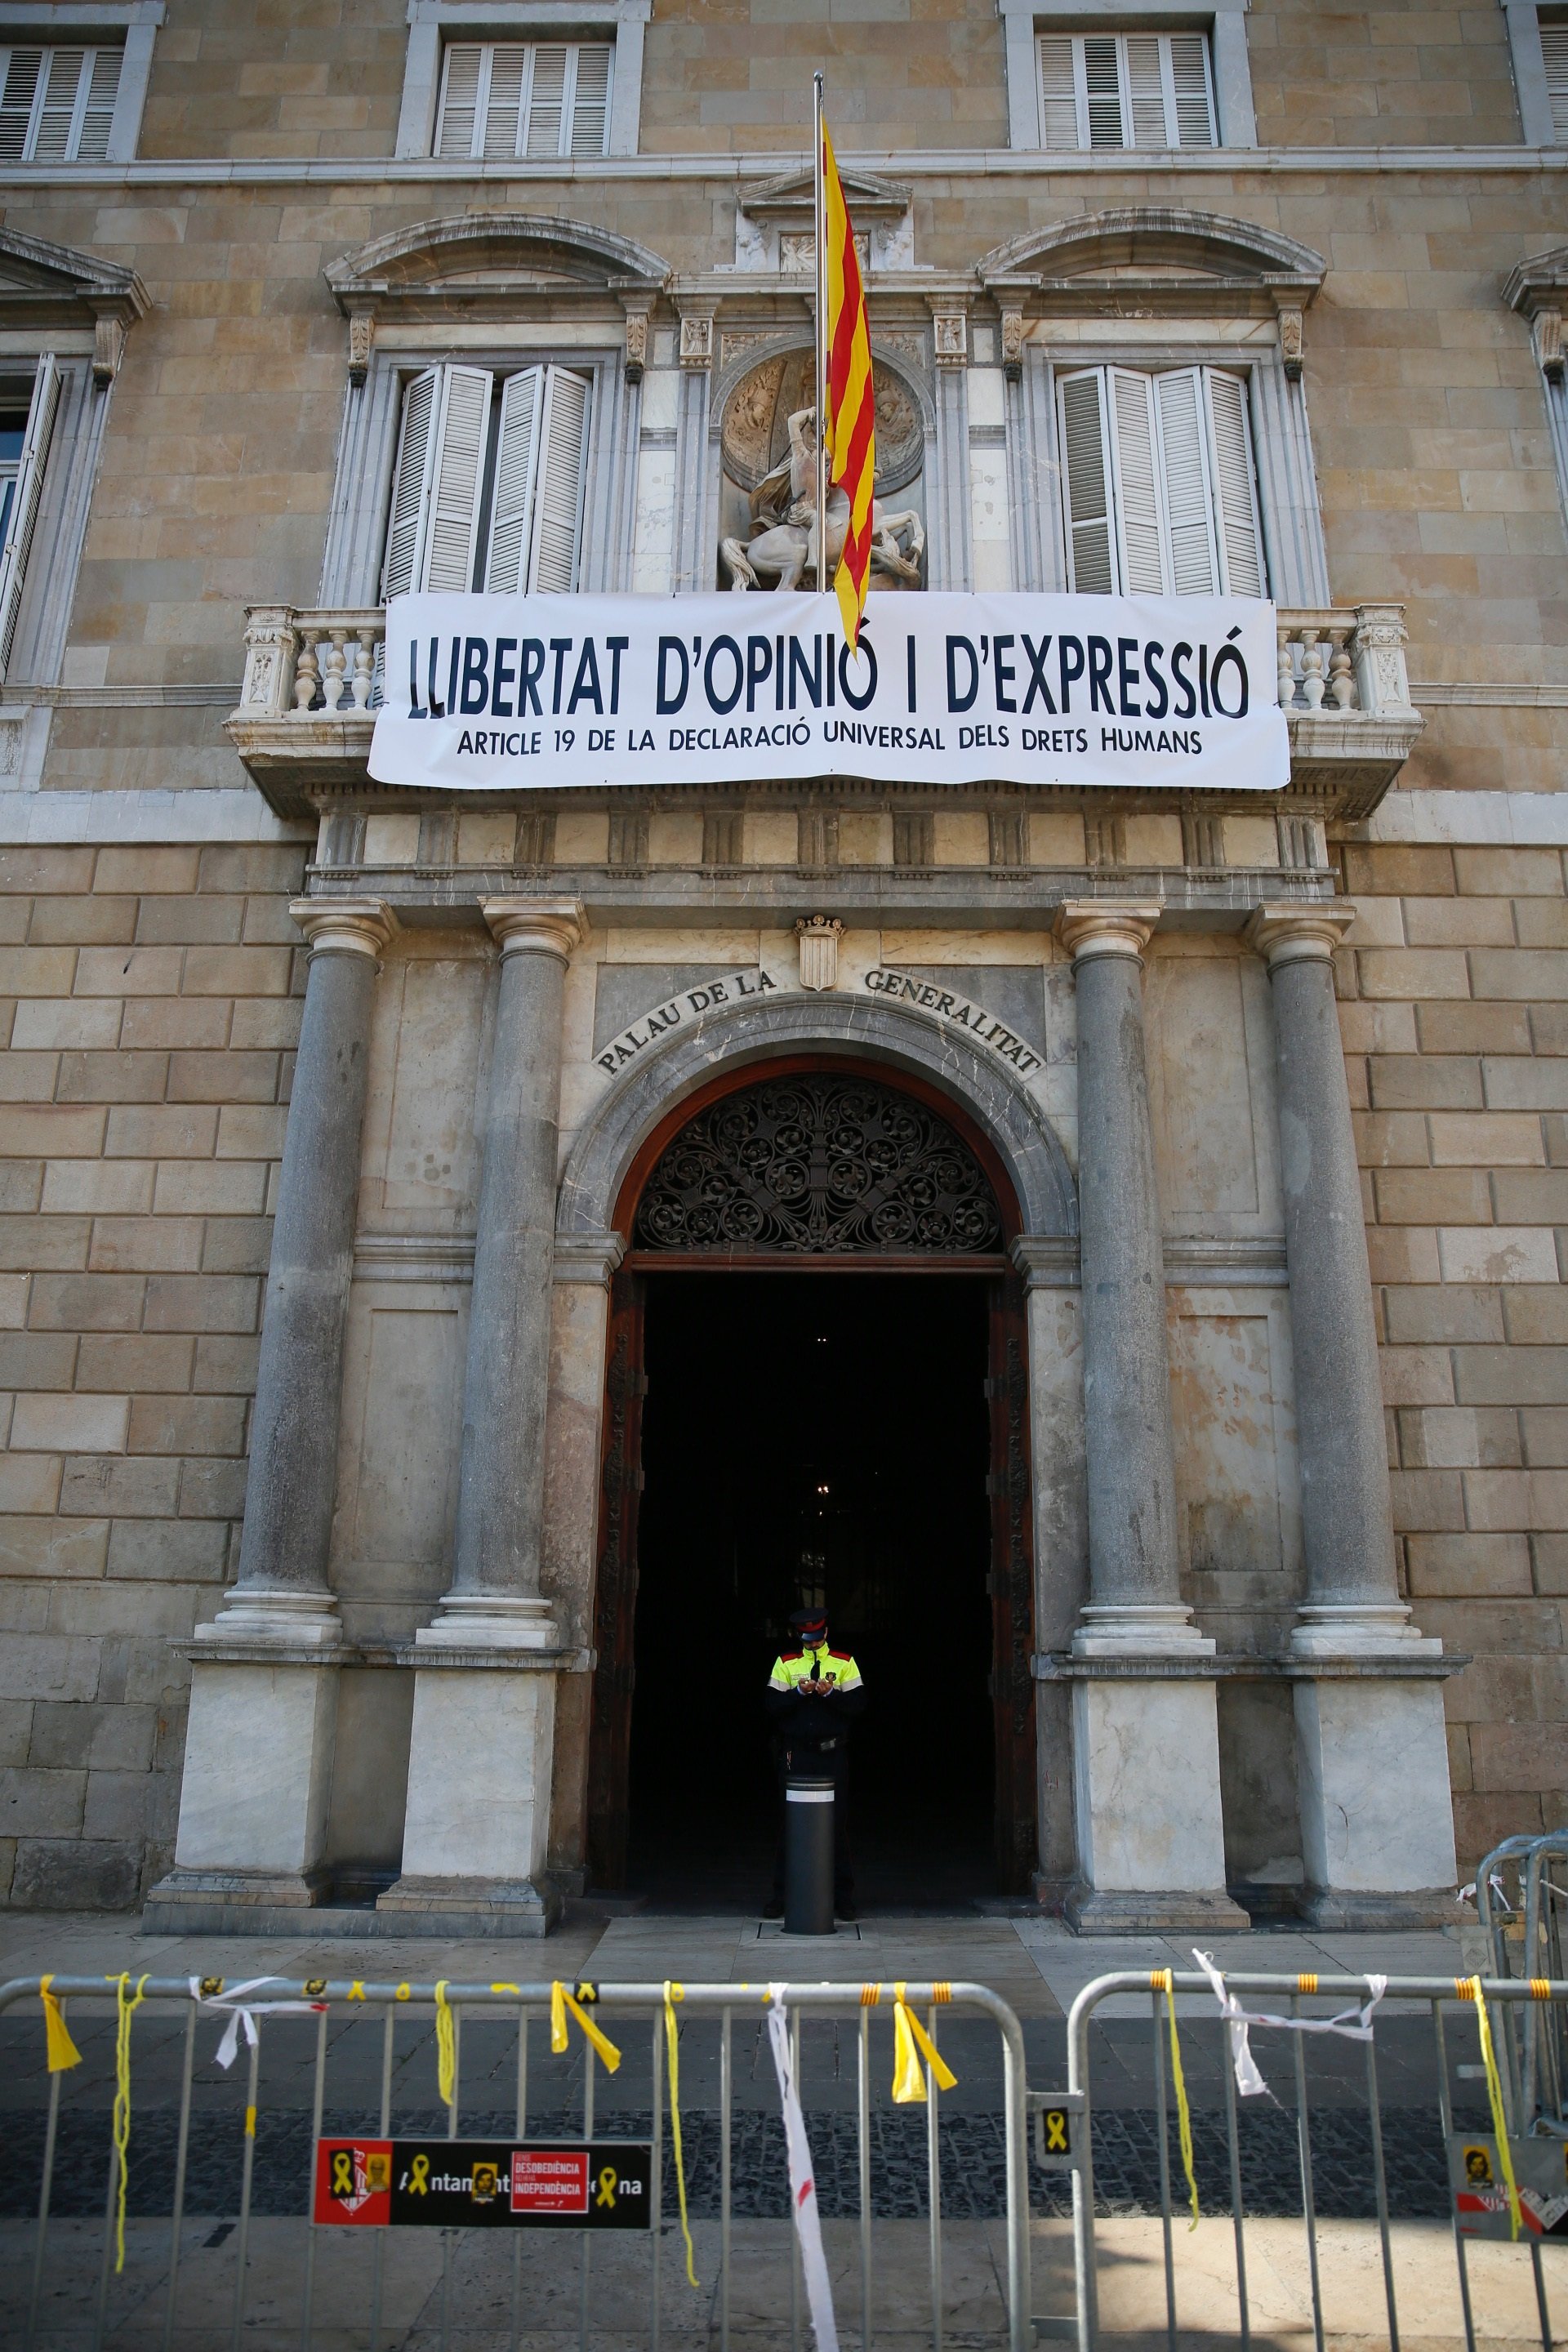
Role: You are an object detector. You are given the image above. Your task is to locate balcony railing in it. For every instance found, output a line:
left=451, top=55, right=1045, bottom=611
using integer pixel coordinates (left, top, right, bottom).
left=227, top=600, right=1421, bottom=822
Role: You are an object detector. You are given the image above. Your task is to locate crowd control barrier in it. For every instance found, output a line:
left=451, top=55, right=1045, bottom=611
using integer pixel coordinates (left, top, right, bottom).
left=0, top=1971, right=1031, bottom=2352
left=1472, top=1830, right=1568, bottom=2140
left=1053, top=1966, right=1568, bottom=2352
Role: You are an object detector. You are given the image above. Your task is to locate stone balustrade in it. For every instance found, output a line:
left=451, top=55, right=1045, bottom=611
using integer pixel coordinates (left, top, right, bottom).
left=1275, top=603, right=1414, bottom=719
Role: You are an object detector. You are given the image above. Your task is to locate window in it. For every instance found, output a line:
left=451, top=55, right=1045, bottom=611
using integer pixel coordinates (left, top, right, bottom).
left=0, top=355, right=58, bottom=672
left=1036, top=30, right=1214, bottom=149
left=0, top=44, right=121, bottom=160
left=382, top=361, right=591, bottom=599
left=1542, top=16, right=1568, bottom=136
left=434, top=40, right=612, bottom=159
left=1057, top=365, right=1263, bottom=597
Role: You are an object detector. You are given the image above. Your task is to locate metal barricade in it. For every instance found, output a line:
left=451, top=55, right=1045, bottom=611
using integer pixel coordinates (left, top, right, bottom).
left=1474, top=1829, right=1568, bottom=2136
left=0, top=1973, right=1031, bottom=2352
left=1051, top=1967, right=1568, bottom=2352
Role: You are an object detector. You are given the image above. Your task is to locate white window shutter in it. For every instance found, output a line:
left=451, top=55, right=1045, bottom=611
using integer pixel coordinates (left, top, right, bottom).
left=1058, top=369, right=1117, bottom=595
left=1107, top=367, right=1168, bottom=595
left=381, top=367, right=440, bottom=603
left=422, top=366, right=494, bottom=594
left=482, top=44, right=527, bottom=158
left=529, top=368, right=590, bottom=592
left=525, top=44, right=568, bottom=156
left=1124, top=35, right=1168, bottom=147
left=569, top=44, right=612, bottom=157
left=77, top=48, right=121, bottom=160
left=0, top=51, right=41, bottom=162
left=434, top=43, right=484, bottom=158
left=1168, top=33, right=1216, bottom=147
left=1036, top=34, right=1080, bottom=147
left=483, top=366, right=544, bottom=594
left=1081, top=34, right=1125, bottom=148
left=33, top=47, right=86, bottom=160
left=1203, top=369, right=1266, bottom=596
left=1153, top=368, right=1218, bottom=597
left=0, top=354, right=60, bottom=676
left=1544, top=25, right=1568, bottom=138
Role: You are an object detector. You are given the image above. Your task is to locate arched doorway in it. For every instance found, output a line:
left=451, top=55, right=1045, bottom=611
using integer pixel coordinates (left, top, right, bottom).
left=584, top=1056, right=1037, bottom=1904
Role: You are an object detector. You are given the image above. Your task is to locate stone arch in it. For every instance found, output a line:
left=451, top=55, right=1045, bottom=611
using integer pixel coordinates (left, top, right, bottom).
left=326, top=212, right=670, bottom=304
left=976, top=207, right=1325, bottom=296
left=557, top=988, right=1077, bottom=1246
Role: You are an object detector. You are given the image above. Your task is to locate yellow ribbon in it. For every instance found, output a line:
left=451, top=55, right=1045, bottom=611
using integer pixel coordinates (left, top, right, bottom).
left=550, top=1980, right=621, bottom=2074
left=891, top=1982, right=958, bottom=2105
left=408, top=2153, right=430, bottom=2195
left=1460, top=1977, right=1521, bottom=2239
left=1154, top=1971, right=1199, bottom=2231
left=434, top=1980, right=457, bottom=2114
left=596, top=2164, right=618, bottom=2207
left=38, top=1975, right=80, bottom=2074
left=663, top=1981, right=700, bottom=2288
left=109, top=1971, right=148, bottom=2273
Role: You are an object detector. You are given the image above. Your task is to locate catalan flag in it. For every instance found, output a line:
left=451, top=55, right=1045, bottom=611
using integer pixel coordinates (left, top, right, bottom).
left=821, top=117, right=875, bottom=649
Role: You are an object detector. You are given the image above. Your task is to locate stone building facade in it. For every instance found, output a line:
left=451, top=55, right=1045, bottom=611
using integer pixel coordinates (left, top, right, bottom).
left=0, top=0, right=1565, bottom=1924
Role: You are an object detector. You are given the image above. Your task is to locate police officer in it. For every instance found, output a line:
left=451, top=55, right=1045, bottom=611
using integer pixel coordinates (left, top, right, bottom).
left=762, top=1607, right=867, bottom=1921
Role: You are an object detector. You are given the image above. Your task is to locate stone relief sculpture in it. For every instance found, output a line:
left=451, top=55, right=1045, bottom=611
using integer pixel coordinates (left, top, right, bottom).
left=717, top=350, right=926, bottom=594
left=719, top=406, right=925, bottom=591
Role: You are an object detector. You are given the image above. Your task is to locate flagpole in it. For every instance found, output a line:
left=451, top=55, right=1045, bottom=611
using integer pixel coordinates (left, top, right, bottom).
left=813, top=68, right=827, bottom=598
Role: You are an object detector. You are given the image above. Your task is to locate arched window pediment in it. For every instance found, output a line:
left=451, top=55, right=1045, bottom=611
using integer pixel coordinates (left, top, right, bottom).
left=978, top=207, right=1325, bottom=318
left=325, top=212, right=670, bottom=321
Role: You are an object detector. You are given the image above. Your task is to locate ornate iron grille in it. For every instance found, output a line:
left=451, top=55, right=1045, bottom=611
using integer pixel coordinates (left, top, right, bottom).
left=632, top=1073, right=1004, bottom=1254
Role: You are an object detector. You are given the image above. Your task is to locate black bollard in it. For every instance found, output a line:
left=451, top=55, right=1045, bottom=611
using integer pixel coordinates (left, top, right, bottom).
left=782, top=1775, right=835, bottom=1936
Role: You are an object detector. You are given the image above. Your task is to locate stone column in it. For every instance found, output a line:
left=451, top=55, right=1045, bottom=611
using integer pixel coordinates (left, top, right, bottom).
left=149, top=899, right=396, bottom=1927
left=1249, top=905, right=1459, bottom=1926
left=380, top=898, right=586, bottom=1934
left=1055, top=903, right=1243, bottom=1931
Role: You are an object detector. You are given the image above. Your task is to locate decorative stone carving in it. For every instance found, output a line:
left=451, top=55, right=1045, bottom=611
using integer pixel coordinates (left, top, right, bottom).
left=1276, top=304, right=1304, bottom=380
left=623, top=308, right=648, bottom=385
left=931, top=308, right=968, bottom=368
left=795, top=912, right=844, bottom=991
left=719, top=404, right=924, bottom=592
left=346, top=310, right=373, bottom=386
left=1533, top=306, right=1565, bottom=384
left=92, top=315, right=126, bottom=384
left=1000, top=308, right=1024, bottom=383
left=719, top=348, right=923, bottom=497
left=632, top=1070, right=1003, bottom=1255
left=679, top=310, right=714, bottom=369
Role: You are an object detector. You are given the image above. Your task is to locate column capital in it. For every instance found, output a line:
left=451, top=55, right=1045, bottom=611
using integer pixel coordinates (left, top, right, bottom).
left=480, top=897, right=588, bottom=960
left=1246, top=902, right=1355, bottom=970
left=289, top=897, right=398, bottom=959
left=1054, top=900, right=1163, bottom=966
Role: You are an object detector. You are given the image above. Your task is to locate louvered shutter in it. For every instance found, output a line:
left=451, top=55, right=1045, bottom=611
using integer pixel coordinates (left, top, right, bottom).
left=1153, top=368, right=1218, bottom=597
left=529, top=368, right=590, bottom=592
left=1169, top=33, right=1216, bottom=147
left=525, top=45, right=568, bottom=156
left=482, top=44, right=527, bottom=158
left=1124, top=35, right=1168, bottom=147
left=434, top=42, right=483, bottom=158
left=1107, top=368, right=1167, bottom=595
left=1036, top=34, right=1081, bottom=148
left=1203, top=369, right=1265, bottom=596
left=381, top=368, right=439, bottom=602
left=1544, top=24, right=1568, bottom=139
left=483, top=367, right=544, bottom=594
left=32, top=47, right=87, bottom=159
left=0, top=354, right=59, bottom=675
left=1058, top=370, right=1117, bottom=594
left=1082, top=35, right=1125, bottom=146
left=568, top=44, right=612, bottom=157
left=422, top=367, right=493, bottom=594
left=0, top=51, right=40, bottom=161
left=76, top=48, right=121, bottom=160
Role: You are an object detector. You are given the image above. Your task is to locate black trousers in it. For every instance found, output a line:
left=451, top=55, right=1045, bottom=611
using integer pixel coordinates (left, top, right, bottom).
left=769, top=1744, right=854, bottom=1909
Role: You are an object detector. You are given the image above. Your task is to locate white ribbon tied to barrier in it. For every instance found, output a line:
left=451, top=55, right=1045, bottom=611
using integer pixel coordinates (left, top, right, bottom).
left=766, top=1986, right=840, bottom=2352
left=1191, top=1950, right=1388, bottom=2099
left=189, top=1975, right=329, bottom=2070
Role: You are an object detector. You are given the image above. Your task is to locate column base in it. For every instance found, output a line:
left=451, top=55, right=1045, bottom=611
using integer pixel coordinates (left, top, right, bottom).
left=1294, top=1886, right=1470, bottom=1932
left=375, top=1873, right=560, bottom=1936
left=167, top=1633, right=342, bottom=1897
left=1066, top=1882, right=1251, bottom=1934
left=143, top=1864, right=332, bottom=1934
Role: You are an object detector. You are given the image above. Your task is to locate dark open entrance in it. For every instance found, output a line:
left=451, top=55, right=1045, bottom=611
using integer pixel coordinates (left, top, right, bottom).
left=585, top=1061, right=1037, bottom=1909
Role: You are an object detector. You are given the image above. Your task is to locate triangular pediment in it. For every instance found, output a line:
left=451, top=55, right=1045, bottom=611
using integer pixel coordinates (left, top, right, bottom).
left=739, top=167, right=910, bottom=225
left=0, top=227, right=148, bottom=322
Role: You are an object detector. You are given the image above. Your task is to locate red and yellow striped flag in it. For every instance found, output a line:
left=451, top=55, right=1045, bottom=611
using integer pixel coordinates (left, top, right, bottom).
left=822, top=119, right=875, bottom=649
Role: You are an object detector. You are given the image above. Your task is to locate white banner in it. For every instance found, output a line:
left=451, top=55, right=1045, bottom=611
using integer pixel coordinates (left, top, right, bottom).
left=369, top=590, right=1289, bottom=796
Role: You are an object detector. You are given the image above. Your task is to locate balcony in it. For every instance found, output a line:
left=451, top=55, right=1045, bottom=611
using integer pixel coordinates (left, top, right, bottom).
left=227, top=601, right=1423, bottom=824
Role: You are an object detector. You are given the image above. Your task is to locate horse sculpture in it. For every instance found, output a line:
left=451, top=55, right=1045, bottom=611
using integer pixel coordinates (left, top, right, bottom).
left=719, top=405, right=924, bottom=593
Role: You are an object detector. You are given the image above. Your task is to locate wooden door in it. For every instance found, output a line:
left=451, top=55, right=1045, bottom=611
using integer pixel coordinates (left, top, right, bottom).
left=584, top=1269, right=646, bottom=1890
left=988, top=1272, right=1038, bottom=1893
